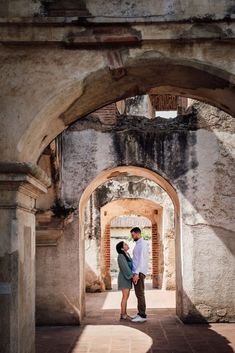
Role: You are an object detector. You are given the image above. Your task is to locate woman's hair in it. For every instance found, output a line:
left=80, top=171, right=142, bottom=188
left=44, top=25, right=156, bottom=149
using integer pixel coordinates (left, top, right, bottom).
left=116, top=241, right=131, bottom=262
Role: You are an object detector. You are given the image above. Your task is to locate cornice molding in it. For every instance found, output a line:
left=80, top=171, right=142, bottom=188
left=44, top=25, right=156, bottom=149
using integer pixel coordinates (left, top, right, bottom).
left=0, top=161, right=51, bottom=188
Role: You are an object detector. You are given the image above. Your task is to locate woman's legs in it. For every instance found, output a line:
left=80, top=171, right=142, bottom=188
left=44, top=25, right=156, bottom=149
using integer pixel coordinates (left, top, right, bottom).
left=121, top=288, right=130, bottom=316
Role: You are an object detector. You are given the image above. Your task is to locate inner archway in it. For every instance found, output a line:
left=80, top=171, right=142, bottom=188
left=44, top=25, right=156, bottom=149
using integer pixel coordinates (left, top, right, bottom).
left=83, top=171, right=176, bottom=294
left=109, top=214, right=153, bottom=287
left=100, top=199, right=163, bottom=290
left=79, top=166, right=181, bottom=316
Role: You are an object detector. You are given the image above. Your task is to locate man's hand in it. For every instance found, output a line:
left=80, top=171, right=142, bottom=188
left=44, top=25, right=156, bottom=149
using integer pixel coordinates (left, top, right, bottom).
left=133, top=273, right=139, bottom=285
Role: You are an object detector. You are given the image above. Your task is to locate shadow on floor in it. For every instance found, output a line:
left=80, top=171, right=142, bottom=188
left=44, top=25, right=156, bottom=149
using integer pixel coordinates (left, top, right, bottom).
left=36, top=289, right=235, bottom=353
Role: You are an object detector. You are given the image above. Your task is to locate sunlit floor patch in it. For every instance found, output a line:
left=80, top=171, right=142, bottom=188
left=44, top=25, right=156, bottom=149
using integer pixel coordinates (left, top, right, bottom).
left=71, top=325, right=152, bottom=353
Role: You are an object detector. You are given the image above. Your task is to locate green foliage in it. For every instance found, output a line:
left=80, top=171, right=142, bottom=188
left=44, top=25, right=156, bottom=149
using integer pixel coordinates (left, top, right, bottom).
left=142, top=229, right=152, bottom=240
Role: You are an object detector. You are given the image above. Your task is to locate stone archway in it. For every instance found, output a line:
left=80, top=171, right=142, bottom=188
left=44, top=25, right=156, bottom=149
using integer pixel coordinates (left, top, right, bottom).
left=104, top=220, right=161, bottom=289
left=0, top=48, right=235, bottom=163
left=79, top=166, right=180, bottom=310
left=82, top=173, right=175, bottom=293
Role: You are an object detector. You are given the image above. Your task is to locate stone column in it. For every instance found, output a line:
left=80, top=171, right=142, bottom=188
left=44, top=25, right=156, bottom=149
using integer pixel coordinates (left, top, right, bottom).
left=0, top=163, right=49, bottom=353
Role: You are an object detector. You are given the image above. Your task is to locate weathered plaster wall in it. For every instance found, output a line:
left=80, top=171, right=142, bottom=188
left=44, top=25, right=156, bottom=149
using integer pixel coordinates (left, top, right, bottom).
left=1, top=0, right=234, bottom=21
left=0, top=171, right=47, bottom=353
left=36, top=218, right=83, bottom=324
left=0, top=208, right=35, bottom=353
left=125, top=96, right=155, bottom=119
left=36, top=101, right=235, bottom=323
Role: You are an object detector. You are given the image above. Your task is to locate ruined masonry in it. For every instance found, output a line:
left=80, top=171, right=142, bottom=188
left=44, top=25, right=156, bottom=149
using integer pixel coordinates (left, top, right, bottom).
left=0, top=1, right=235, bottom=353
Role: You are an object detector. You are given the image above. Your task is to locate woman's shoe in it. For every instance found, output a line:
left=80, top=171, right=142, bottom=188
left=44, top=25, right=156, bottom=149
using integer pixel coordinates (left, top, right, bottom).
left=120, top=314, right=127, bottom=320
left=120, top=314, right=133, bottom=320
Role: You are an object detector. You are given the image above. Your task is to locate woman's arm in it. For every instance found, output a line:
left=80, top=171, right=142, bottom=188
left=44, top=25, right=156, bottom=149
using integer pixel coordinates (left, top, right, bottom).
left=118, top=255, right=133, bottom=280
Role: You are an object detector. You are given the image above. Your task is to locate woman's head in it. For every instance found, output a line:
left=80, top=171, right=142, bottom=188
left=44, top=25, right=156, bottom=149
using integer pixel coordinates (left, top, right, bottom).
left=116, top=241, right=129, bottom=254
left=116, top=241, right=131, bottom=262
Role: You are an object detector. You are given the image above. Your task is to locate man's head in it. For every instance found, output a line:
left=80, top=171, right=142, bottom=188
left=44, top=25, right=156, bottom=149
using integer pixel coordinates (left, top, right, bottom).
left=130, top=227, right=142, bottom=242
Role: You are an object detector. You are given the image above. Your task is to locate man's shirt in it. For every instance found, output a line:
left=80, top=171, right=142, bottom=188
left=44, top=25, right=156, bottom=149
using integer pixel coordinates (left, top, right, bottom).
left=132, top=237, right=149, bottom=276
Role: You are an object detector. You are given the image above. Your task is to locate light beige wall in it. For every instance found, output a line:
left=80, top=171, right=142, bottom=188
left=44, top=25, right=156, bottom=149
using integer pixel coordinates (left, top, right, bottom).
left=36, top=216, right=84, bottom=324
left=0, top=171, right=47, bottom=353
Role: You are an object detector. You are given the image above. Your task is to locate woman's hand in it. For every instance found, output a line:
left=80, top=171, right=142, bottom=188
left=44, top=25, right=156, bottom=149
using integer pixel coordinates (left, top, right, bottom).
left=132, top=273, right=139, bottom=285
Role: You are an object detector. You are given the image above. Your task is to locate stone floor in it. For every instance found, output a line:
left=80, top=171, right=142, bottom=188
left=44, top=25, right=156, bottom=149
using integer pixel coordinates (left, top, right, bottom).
left=36, top=286, right=235, bottom=353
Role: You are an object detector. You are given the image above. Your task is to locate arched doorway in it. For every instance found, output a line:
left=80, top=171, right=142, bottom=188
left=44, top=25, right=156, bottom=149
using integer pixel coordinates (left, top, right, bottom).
left=82, top=172, right=176, bottom=294
left=79, top=166, right=180, bottom=316
left=1, top=53, right=235, bottom=163
left=108, top=214, right=153, bottom=288
left=100, top=199, right=162, bottom=290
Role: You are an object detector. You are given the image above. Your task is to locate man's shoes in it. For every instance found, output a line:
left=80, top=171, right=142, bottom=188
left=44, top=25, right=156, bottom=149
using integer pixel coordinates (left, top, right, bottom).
left=131, top=314, right=147, bottom=323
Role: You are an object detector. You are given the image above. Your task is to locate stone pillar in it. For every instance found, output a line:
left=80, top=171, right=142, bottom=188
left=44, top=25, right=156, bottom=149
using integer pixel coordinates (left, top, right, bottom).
left=0, top=163, right=49, bottom=353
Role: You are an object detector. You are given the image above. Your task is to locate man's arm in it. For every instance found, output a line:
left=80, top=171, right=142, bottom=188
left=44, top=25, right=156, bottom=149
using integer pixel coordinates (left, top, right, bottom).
left=133, top=243, right=143, bottom=284
left=134, top=243, right=147, bottom=274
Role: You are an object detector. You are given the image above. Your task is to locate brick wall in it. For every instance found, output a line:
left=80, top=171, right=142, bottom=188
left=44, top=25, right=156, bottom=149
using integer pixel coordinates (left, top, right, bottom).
left=102, top=222, right=162, bottom=289
left=102, top=224, right=112, bottom=289
left=152, top=223, right=160, bottom=288
left=93, top=103, right=118, bottom=125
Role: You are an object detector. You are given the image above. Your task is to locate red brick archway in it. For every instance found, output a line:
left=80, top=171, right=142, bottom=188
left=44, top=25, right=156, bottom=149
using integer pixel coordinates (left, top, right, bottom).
left=102, top=220, right=161, bottom=290
left=100, top=199, right=164, bottom=290
left=103, top=223, right=111, bottom=289
left=152, top=223, right=160, bottom=288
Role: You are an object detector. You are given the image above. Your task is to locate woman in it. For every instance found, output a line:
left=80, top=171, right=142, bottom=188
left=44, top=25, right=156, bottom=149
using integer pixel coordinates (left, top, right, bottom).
left=116, top=241, right=134, bottom=320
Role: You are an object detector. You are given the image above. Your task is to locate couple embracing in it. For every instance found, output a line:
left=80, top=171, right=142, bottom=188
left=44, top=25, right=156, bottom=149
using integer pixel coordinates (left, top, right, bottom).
left=116, top=227, right=149, bottom=323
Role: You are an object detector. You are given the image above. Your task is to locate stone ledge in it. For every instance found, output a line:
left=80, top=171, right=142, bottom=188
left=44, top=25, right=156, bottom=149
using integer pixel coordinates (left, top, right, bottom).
left=0, top=161, right=51, bottom=188
left=0, top=20, right=234, bottom=45
left=0, top=15, right=235, bottom=24
left=36, top=229, right=63, bottom=246
left=36, top=210, right=64, bottom=246
left=0, top=174, right=48, bottom=202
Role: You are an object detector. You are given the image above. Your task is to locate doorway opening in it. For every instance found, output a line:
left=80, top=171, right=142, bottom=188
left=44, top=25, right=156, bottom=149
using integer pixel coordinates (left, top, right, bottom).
left=109, top=214, right=152, bottom=289
left=81, top=166, right=179, bottom=316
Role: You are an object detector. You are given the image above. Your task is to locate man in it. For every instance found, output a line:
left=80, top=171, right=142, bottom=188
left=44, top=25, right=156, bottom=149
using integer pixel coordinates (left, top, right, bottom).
left=130, top=227, right=149, bottom=323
